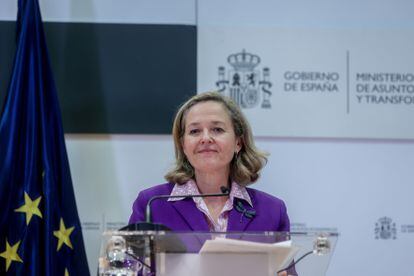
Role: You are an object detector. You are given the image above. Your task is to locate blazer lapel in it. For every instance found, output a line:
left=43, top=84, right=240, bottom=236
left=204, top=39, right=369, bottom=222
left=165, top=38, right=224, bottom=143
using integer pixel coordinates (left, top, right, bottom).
left=171, top=198, right=210, bottom=231
left=171, top=199, right=210, bottom=251
left=227, top=198, right=256, bottom=232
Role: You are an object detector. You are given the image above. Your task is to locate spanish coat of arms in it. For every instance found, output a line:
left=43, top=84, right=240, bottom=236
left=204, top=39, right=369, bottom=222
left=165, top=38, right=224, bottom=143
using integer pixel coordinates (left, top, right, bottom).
left=216, top=50, right=272, bottom=109
left=375, top=216, right=397, bottom=240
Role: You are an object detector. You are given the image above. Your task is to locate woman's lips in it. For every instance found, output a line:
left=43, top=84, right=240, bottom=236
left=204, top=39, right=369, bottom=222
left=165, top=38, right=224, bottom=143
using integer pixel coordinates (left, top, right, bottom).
left=198, top=149, right=217, bottom=153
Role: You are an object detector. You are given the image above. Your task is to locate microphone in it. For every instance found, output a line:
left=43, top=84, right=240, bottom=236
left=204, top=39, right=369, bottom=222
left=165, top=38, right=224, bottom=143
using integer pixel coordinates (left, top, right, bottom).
left=119, top=185, right=230, bottom=231
left=145, top=185, right=230, bottom=223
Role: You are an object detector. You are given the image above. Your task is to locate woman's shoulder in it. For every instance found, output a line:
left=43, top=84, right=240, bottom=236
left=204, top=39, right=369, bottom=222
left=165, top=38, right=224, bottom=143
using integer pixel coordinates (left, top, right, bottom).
left=245, top=187, right=290, bottom=231
left=245, top=187, right=286, bottom=208
left=129, top=183, right=175, bottom=224
left=138, top=182, right=175, bottom=198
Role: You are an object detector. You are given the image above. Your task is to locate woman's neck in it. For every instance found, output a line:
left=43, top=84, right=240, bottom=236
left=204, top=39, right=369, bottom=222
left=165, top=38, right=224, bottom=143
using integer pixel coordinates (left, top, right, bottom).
left=194, top=170, right=230, bottom=219
left=194, top=169, right=230, bottom=194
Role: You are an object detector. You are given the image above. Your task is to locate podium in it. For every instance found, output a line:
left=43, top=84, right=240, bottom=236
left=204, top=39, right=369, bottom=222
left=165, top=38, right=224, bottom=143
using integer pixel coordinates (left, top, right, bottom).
left=98, top=231, right=338, bottom=276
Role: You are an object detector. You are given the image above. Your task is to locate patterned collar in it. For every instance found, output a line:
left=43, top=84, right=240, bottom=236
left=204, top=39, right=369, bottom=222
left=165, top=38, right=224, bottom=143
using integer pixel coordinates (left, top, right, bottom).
left=168, top=179, right=253, bottom=207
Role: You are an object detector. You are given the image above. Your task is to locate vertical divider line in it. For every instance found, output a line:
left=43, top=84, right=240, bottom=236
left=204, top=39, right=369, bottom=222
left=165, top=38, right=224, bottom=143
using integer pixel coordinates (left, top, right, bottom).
left=347, top=50, right=350, bottom=114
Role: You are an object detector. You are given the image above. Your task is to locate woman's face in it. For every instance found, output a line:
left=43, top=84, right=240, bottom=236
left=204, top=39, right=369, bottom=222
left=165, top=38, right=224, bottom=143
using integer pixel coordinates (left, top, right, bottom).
left=182, top=101, right=241, bottom=175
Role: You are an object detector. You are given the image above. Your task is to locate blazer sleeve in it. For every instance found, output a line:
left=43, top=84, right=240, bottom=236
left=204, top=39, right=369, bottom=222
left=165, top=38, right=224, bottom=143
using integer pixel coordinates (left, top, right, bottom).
left=278, top=199, right=291, bottom=232
left=128, top=191, right=148, bottom=224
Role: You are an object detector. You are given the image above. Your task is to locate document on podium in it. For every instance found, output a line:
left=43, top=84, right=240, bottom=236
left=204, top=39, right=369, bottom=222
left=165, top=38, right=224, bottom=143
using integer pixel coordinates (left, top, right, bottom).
left=200, top=237, right=300, bottom=271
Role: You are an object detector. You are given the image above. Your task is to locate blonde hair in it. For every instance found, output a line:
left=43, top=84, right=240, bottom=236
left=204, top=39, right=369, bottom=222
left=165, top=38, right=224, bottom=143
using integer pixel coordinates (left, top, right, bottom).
left=165, top=91, right=267, bottom=186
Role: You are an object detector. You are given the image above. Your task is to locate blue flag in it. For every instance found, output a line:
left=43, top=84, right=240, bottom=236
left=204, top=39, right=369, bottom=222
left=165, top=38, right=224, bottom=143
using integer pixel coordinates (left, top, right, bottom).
left=0, top=0, right=90, bottom=275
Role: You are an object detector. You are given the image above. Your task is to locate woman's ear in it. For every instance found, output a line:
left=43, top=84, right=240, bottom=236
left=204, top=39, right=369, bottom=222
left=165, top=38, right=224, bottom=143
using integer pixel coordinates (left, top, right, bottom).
left=235, top=137, right=242, bottom=153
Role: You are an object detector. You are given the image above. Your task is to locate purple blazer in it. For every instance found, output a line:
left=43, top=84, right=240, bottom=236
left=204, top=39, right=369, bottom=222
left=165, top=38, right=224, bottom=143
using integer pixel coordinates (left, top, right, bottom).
left=129, top=183, right=297, bottom=275
left=129, top=182, right=290, bottom=233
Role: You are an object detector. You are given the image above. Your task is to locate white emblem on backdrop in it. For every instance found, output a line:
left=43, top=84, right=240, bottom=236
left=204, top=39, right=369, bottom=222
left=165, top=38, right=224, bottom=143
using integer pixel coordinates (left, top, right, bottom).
left=216, top=50, right=272, bottom=109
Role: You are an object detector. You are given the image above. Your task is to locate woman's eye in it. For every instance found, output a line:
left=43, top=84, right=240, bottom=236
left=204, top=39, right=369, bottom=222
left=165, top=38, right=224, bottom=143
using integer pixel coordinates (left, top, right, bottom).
left=189, top=129, right=200, bottom=135
left=212, top=127, right=224, bottom=133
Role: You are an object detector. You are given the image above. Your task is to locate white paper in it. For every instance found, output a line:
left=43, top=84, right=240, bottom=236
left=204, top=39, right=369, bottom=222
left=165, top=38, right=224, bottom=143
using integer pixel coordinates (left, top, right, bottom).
left=200, top=238, right=300, bottom=272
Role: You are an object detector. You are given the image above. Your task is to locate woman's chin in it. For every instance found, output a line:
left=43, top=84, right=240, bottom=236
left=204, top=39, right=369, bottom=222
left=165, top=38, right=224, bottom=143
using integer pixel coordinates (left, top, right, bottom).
left=194, top=162, right=230, bottom=174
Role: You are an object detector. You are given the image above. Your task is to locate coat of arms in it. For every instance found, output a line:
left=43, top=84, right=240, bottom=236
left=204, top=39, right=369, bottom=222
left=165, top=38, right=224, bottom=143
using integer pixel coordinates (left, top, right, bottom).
left=375, top=216, right=397, bottom=240
left=216, top=50, right=272, bottom=109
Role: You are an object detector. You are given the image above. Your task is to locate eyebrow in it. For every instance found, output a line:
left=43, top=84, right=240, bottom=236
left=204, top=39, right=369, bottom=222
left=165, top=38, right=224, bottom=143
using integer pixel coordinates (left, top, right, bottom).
left=186, top=121, right=226, bottom=127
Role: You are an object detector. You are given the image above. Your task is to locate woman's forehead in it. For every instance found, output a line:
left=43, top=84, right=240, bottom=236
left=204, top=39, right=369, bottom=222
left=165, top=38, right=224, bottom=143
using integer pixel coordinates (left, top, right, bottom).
left=184, top=101, right=232, bottom=125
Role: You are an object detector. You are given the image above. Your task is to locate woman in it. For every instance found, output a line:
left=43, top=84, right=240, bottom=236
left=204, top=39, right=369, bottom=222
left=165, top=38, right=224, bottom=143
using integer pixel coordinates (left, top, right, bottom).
left=129, top=92, right=293, bottom=275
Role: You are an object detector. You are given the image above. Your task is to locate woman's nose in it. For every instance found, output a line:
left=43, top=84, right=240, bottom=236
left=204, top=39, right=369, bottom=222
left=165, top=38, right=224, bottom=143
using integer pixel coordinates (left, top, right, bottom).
left=200, top=129, right=213, bottom=144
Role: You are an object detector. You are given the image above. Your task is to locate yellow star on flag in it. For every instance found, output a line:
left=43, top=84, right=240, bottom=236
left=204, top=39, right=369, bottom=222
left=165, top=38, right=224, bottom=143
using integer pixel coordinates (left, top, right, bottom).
left=14, top=192, right=43, bottom=225
left=53, top=218, right=75, bottom=251
left=65, top=267, right=69, bottom=276
left=0, top=239, right=23, bottom=272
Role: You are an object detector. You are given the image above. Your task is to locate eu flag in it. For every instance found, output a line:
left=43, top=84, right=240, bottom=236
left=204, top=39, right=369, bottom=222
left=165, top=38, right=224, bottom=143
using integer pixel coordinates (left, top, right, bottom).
left=0, top=0, right=90, bottom=275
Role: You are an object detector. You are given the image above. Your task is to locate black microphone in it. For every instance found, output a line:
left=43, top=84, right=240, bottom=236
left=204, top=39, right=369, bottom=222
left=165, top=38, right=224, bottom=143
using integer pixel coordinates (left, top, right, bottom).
left=145, top=185, right=230, bottom=223
left=120, top=185, right=230, bottom=231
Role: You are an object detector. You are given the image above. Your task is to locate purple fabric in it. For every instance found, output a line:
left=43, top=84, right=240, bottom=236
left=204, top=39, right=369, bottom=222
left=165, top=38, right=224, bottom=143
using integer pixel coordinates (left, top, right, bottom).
left=129, top=182, right=290, bottom=233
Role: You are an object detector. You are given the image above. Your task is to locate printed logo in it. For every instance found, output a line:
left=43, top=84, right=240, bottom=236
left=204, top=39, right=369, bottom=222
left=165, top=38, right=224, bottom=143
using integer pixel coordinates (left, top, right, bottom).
left=216, top=49, right=272, bottom=109
left=375, top=216, right=397, bottom=240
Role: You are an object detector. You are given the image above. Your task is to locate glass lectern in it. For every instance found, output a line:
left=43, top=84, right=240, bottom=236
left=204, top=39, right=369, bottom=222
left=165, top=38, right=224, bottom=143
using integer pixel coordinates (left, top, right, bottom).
left=98, top=231, right=338, bottom=276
